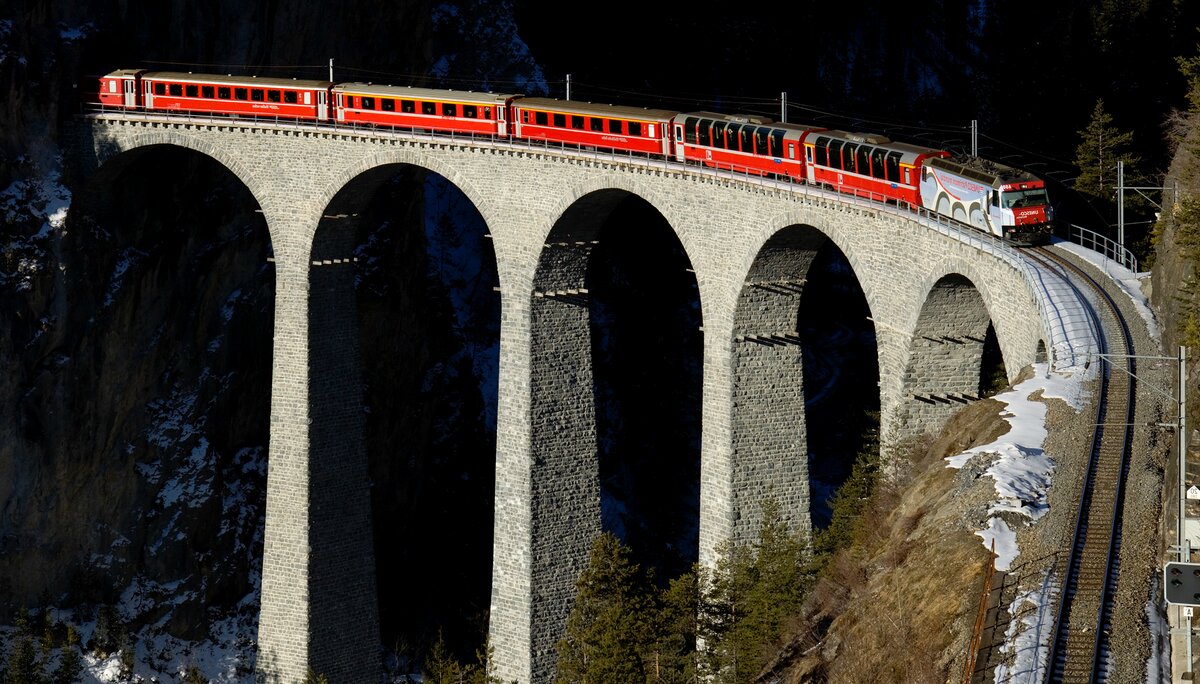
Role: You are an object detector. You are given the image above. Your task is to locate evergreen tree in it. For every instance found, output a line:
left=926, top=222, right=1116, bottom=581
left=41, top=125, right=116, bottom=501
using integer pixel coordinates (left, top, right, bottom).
left=555, top=533, right=656, bottom=684
left=49, top=625, right=83, bottom=684
left=698, top=500, right=807, bottom=684
left=1073, top=99, right=1140, bottom=203
left=648, top=571, right=699, bottom=683
left=6, top=609, right=43, bottom=684
left=1177, top=33, right=1200, bottom=113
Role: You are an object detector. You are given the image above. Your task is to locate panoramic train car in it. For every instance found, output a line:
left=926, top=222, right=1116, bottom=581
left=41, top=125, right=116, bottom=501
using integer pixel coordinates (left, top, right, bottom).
left=921, top=156, right=1053, bottom=245
left=139, top=72, right=333, bottom=120
left=673, top=111, right=824, bottom=180
left=510, top=98, right=678, bottom=156
left=805, top=130, right=949, bottom=205
left=331, top=83, right=519, bottom=135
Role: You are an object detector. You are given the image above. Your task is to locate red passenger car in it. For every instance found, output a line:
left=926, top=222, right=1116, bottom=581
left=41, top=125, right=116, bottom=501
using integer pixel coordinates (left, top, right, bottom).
left=804, top=130, right=949, bottom=205
left=332, top=83, right=518, bottom=136
left=139, top=72, right=332, bottom=120
left=510, top=98, right=678, bottom=156
left=672, top=111, right=824, bottom=180
left=98, top=69, right=145, bottom=108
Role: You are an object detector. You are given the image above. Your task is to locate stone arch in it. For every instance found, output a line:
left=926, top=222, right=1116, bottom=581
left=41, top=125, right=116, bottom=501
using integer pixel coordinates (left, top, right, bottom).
left=46, top=141, right=275, bottom=651
left=894, top=272, right=996, bottom=440
left=727, top=220, right=880, bottom=543
left=304, top=159, right=502, bottom=676
left=1036, top=338, right=1048, bottom=364
left=85, top=132, right=272, bottom=237
left=526, top=186, right=703, bottom=683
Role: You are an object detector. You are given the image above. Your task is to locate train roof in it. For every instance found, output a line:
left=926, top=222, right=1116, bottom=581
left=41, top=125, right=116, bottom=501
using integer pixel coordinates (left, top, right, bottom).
left=141, top=71, right=332, bottom=89
left=333, top=82, right=519, bottom=104
left=814, top=129, right=946, bottom=156
left=678, top=111, right=825, bottom=134
left=102, top=69, right=145, bottom=78
left=927, top=155, right=1042, bottom=187
left=515, top=97, right=679, bottom=121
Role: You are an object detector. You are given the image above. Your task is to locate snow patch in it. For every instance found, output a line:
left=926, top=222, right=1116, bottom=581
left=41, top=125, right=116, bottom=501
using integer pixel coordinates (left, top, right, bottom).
left=1053, top=239, right=1160, bottom=344
left=993, top=569, right=1057, bottom=682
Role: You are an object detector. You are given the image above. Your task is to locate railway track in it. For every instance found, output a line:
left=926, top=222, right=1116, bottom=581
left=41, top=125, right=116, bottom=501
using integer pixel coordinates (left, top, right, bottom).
left=1022, top=247, right=1137, bottom=683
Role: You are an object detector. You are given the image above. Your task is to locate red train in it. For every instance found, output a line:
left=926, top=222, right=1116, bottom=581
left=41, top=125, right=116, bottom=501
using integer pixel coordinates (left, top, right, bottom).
left=94, top=69, right=1053, bottom=245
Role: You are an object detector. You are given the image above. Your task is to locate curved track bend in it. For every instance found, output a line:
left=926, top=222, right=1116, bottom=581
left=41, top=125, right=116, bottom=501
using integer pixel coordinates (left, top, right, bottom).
left=1023, top=247, right=1136, bottom=684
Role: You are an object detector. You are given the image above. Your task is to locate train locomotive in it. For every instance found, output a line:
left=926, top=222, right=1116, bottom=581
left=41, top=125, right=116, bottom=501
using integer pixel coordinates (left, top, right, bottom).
left=94, top=69, right=1054, bottom=245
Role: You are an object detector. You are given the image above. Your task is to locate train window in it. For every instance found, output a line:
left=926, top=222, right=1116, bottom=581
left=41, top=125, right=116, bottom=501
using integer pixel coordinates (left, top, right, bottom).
left=741, top=127, right=754, bottom=152
left=648, top=123, right=655, bottom=138
left=906, top=168, right=912, bottom=184
left=380, top=98, right=393, bottom=111
left=442, top=102, right=456, bottom=116
left=401, top=100, right=415, bottom=113
left=362, top=96, right=375, bottom=110
left=608, top=119, right=622, bottom=134
left=552, top=113, right=566, bottom=127
left=185, top=85, right=198, bottom=97
left=857, top=146, right=871, bottom=175
left=756, top=128, right=769, bottom=155
left=252, top=89, right=265, bottom=102
left=284, top=91, right=298, bottom=104
left=463, top=104, right=476, bottom=118
left=235, top=88, right=249, bottom=101
left=536, top=111, right=548, bottom=125
left=886, top=152, right=902, bottom=182
left=771, top=130, right=785, bottom=157
left=828, top=140, right=844, bottom=169
left=814, top=143, right=826, bottom=166
left=154, top=82, right=165, bottom=96
left=841, top=143, right=857, bottom=173
left=422, top=101, right=436, bottom=115
left=483, top=106, right=492, bottom=119
left=202, top=86, right=215, bottom=98
left=921, top=166, right=929, bottom=182
left=698, top=120, right=711, bottom=146
left=346, top=96, right=355, bottom=107
left=590, top=117, right=604, bottom=132
left=169, top=84, right=183, bottom=96
left=871, top=149, right=887, bottom=179
left=628, top=121, right=642, bottom=136
left=992, top=191, right=1000, bottom=207
left=268, top=90, right=281, bottom=103
left=218, top=86, right=231, bottom=99
left=571, top=115, right=584, bottom=129
left=712, top=122, right=727, bottom=148
left=682, top=117, right=696, bottom=144
left=108, top=80, right=118, bottom=93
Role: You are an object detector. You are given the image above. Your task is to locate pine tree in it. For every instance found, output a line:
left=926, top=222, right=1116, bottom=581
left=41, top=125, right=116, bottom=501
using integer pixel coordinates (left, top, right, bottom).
left=6, top=609, right=43, bottom=684
left=1073, top=99, right=1140, bottom=203
left=49, top=625, right=83, bottom=684
left=554, top=533, right=655, bottom=684
left=698, top=499, right=809, bottom=684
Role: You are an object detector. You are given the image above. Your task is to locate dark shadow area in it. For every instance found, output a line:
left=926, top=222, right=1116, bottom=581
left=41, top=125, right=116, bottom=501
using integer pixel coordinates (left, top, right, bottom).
left=979, top=323, right=1008, bottom=397
left=797, top=244, right=879, bottom=531
left=3, top=145, right=272, bottom=634
left=586, top=195, right=703, bottom=583
left=339, top=166, right=499, bottom=670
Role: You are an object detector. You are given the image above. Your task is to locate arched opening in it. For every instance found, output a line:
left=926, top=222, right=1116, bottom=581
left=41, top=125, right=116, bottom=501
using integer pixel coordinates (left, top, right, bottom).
left=1035, top=338, right=1048, bottom=365
left=526, top=189, right=702, bottom=681
left=8, top=145, right=272, bottom=646
left=899, top=273, right=999, bottom=438
left=732, top=225, right=879, bottom=537
left=309, top=164, right=500, bottom=676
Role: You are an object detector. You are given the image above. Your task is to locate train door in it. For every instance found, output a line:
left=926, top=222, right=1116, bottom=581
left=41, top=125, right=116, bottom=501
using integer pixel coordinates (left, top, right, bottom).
left=123, top=78, right=138, bottom=107
left=317, top=91, right=328, bottom=121
left=497, top=104, right=507, bottom=136
left=335, top=92, right=345, bottom=122
left=143, top=80, right=154, bottom=108
left=674, top=122, right=685, bottom=162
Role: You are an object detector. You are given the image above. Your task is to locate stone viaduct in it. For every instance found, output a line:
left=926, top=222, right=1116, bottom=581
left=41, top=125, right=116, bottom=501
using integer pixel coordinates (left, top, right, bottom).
left=69, top=112, right=1051, bottom=684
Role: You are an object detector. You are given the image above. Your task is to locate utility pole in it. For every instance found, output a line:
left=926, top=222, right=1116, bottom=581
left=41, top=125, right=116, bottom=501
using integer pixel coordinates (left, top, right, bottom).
left=1118, top=160, right=1125, bottom=250
left=1180, top=346, right=1190, bottom=562
left=329, top=58, right=334, bottom=82
left=566, top=73, right=572, bottom=101
left=781, top=92, right=787, bottom=123
left=971, top=120, right=978, bottom=157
